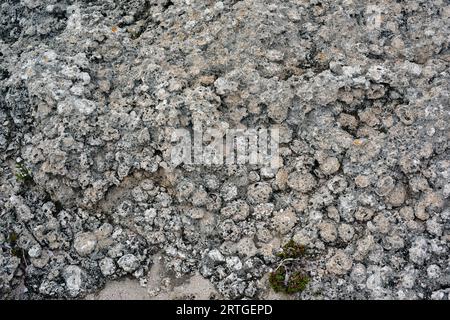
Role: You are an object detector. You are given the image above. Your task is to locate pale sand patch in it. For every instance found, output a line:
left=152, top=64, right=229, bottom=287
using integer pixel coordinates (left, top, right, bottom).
left=86, top=254, right=220, bottom=300
left=86, top=274, right=220, bottom=300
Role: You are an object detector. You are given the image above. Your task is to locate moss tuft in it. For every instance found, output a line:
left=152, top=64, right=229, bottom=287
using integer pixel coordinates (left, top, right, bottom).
left=269, top=266, right=309, bottom=294
left=269, top=239, right=310, bottom=294
left=8, top=232, right=18, bottom=244
left=15, top=163, right=32, bottom=182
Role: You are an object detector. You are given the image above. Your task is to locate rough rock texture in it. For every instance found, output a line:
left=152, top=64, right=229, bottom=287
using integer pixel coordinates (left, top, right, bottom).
left=0, top=0, right=449, bottom=300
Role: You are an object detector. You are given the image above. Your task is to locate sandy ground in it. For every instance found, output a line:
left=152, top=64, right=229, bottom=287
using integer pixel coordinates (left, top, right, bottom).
left=86, top=253, right=221, bottom=300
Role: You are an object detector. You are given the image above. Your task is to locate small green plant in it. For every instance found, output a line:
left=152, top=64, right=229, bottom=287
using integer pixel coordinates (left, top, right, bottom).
left=8, top=231, right=22, bottom=257
left=15, top=163, right=31, bottom=182
left=269, top=266, right=309, bottom=294
left=8, top=231, right=18, bottom=244
left=7, top=232, right=28, bottom=266
left=269, top=240, right=310, bottom=294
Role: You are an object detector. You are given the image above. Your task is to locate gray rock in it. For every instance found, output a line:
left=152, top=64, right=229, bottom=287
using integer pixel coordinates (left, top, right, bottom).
left=0, top=0, right=448, bottom=301
left=74, top=232, right=97, bottom=256
left=117, top=254, right=139, bottom=273
left=99, top=257, right=116, bottom=277
left=63, top=266, right=83, bottom=297
left=327, top=250, right=353, bottom=275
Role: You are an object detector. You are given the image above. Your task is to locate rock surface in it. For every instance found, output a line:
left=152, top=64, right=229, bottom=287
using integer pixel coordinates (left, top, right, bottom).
left=0, top=0, right=449, bottom=300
